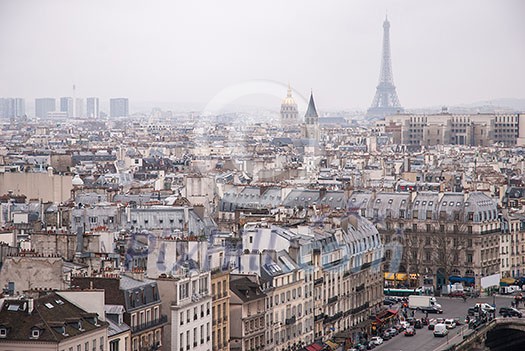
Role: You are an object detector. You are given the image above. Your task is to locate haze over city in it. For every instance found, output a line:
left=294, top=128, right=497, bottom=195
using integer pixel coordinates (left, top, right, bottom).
left=1, top=0, right=524, bottom=111
left=2, top=2, right=525, bottom=351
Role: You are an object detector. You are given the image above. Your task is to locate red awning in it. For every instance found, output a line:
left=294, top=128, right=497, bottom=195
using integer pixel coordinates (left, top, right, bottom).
left=305, top=343, right=323, bottom=351
left=376, top=309, right=398, bottom=323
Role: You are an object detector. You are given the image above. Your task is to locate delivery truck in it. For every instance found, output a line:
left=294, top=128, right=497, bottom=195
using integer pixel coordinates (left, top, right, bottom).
left=408, top=295, right=442, bottom=311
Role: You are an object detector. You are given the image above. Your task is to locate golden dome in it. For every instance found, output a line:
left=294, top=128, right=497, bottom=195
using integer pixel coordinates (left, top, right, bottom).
left=281, top=84, right=297, bottom=106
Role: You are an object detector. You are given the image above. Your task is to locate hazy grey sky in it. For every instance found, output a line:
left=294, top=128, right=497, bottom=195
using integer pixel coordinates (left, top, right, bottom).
left=1, top=0, right=524, bottom=110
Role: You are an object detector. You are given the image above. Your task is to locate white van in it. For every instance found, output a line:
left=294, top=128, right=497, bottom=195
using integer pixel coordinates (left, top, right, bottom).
left=433, top=323, right=449, bottom=337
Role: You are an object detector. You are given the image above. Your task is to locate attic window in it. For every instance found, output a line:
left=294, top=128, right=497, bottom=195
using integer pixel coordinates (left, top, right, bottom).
left=7, top=304, right=20, bottom=311
left=388, top=199, right=393, bottom=204
left=31, top=329, right=39, bottom=339
left=415, top=201, right=420, bottom=205
left=55, top=299, right=64, bottom=305
left=422, top=201, right=427, bottom=206
left=376, top=199, right=381, bottom=203
left=0, top=328, right=7, bottom=338
left=428, top=201, right=433, bottom=206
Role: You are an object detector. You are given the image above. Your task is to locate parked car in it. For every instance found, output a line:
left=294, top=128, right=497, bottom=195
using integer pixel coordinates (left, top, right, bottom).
left=366, top=341, right=376, bottom=349
left=406, top=317, right=416, bottom=325
left=448, top=290, right=466, bottom=298
left=428, top=319, right=437, bottom=330
left=475, top=303, right=495, bottom=313
left=381, top=332, right=392, bottom=340
left=499, top=307, right=523, bottom=318
left=383, top=298, right=397, bottom=306
left=370, top=336, right=383, bottom=346
left=386, top=327, right=398, bottom=336
left=421, top=306, right=444, bottom=314
left=404, top=327, right=416, bottom=336
left=433, top=323, right=449, bottom=337
left=414, top=319, right=423, bottom=329
left=444, top=319, right=456, bottom=329
left=400, top=321, right=410, bottom=330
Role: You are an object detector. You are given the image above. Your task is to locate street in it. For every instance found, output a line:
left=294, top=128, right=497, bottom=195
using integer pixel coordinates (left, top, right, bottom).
left=373, top=294, right=518, bottom=351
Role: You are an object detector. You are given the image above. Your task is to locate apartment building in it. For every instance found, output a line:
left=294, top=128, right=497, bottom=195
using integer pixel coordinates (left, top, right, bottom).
left=0, top=292, right=108, bottom=351
left=229, top=275, right=267, bottom=351
left=211, top=269, right=230, bottom=351
left=72, top=273, right=167, bottom=351
left=350, top=190, right=501, bottom=290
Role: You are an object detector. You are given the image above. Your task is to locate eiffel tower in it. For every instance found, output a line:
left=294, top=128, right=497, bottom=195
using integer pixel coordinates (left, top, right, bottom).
left=367, top=16, right=404, bottom=118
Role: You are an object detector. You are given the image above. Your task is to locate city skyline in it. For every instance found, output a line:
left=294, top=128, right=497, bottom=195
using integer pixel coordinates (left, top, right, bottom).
left=1, top=0, right=524, bottom=111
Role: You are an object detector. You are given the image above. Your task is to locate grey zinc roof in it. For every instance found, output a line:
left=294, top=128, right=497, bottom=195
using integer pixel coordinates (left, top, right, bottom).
left=282, top=189, right=320, bottom=208
left=411, top=192, right=440, bottom=220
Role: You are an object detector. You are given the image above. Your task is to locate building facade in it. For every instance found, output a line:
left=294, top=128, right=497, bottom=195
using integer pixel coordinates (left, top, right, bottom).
left=87, top=97, right=100, bottom=118
left=110, top=98, right=129, bottom=117
left=35, top=98, right=56, bottom=118
left=384, top=111, right=521, bottom=147
left=280, top=85, right=298, bottom=127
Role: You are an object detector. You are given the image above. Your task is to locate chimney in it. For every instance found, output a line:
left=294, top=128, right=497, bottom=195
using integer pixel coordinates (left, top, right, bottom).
left=28, top=298, right=34, bottom=315
left=319, top=187, right=327, bottom=200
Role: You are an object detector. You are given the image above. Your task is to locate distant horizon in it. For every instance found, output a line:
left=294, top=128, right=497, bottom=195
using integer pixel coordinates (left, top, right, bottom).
left=5, top=95, right=524, bottom=116
left=1, top=0, right=524, bottom=111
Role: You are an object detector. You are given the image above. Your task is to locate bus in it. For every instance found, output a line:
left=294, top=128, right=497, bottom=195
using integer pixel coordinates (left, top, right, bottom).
left=384, top=287, right=423, bottom=297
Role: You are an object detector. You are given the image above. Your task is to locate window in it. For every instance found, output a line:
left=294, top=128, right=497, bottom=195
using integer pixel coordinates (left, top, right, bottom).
left=426, top=224, right=431, bottom=232
left=467, top=254, right=473, bottom=263
left=0, top=328, right=7, bottom=338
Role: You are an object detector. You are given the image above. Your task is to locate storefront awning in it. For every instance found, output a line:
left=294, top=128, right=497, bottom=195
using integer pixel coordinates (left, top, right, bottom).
left=449, top=276, right=475, bottom=284
left=305, top=343, right=323, bottom=351
left=325, top=340, right=338, bottom=350
left=500, top=277, right=516, bottom=286
left=375, top=309, right=399, bottom=323
left=384, top=272, right=408, bottom=281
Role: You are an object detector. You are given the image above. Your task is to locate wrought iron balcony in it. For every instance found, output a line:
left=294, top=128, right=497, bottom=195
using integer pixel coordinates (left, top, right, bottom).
left=327, top=296, right=338, bottom=304
left=285, top=315, right=296, bottom=325
left=131, top=315, right=168, bottom=334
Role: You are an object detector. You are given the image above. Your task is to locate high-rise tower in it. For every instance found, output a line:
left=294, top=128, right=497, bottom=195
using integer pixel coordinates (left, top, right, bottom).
left=367, top=16, right=404, bottom=118
left=280, top=84, right=298, bottom=126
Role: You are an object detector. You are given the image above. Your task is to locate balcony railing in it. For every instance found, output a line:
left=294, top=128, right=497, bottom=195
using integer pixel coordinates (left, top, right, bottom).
left=327, top=296, right=338, bottom=304
left=314, top=277, right=324, bottom=286
left=314, top=313, right=325, bottom=322
left=131, top=315, right=168, bottom=334
left=285, top=315, right=296, bottom=325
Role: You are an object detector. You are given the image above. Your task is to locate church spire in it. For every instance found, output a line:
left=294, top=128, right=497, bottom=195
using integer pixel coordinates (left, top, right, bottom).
left=305, top=91, right=318, bottom=123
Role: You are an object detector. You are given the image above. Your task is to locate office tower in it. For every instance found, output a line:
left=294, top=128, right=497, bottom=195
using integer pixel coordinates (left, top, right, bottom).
left=35, top=98, right=56, bottom=118
left=60, top=97, right=74, bottom=117
left=110, top=98, right=129, bottom=117
left=14, top=98, right=25, bottom=117
left=367, top=16, right=404, bottom=118
left=75, top=98, right=84, bottom=117
left=86, top=97, right=100, bottom=118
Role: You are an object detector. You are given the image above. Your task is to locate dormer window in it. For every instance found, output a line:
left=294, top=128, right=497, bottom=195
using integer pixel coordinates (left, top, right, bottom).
left=31, top=329, right=40, bottom=339
left=0, top=327, right=7, bottom=338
